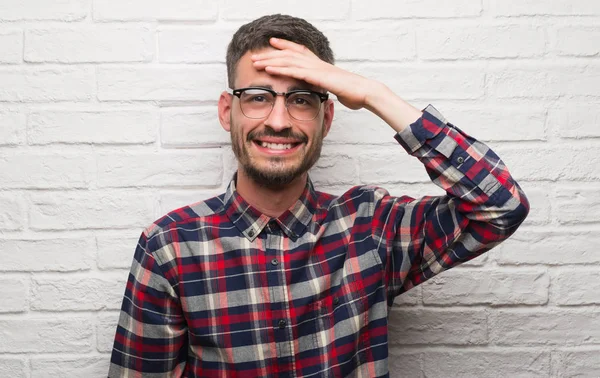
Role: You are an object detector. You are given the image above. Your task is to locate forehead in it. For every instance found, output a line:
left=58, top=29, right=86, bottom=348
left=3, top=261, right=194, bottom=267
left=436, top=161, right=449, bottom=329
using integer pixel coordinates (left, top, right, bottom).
left=234, top=47, right=318, bottom=91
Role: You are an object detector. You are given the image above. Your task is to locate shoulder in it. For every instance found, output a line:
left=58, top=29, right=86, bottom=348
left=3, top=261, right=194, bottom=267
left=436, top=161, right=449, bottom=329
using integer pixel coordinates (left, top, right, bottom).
left=314, top=185, right=389, bottom=218
left=144, top=193, right=227, bottom=241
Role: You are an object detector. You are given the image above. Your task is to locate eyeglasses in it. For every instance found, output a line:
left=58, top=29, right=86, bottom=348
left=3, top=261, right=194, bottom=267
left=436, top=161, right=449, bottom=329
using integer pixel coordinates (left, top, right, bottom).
left=231, top=87, right=329, bottom=121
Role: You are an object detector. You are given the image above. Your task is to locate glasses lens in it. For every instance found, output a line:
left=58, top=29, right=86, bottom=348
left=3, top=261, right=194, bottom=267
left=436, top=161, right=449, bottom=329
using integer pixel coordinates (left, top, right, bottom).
left=287, top=92, right=321, bottom=121
left=239, top=89, right=274, bottom=119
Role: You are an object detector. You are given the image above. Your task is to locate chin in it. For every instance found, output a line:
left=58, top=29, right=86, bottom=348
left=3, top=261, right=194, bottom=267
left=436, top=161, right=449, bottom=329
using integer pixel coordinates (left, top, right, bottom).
left=243, top=162, right=306, bottom=188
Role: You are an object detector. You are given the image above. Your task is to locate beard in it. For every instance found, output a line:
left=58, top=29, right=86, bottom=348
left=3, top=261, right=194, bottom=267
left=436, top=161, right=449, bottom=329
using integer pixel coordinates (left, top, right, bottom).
left=230, top=119, right=324, bottom=189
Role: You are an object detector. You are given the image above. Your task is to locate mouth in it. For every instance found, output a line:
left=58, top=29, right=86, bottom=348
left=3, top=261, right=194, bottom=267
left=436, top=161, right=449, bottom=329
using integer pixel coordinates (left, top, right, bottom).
left=252, top=139, right=305, bottom=155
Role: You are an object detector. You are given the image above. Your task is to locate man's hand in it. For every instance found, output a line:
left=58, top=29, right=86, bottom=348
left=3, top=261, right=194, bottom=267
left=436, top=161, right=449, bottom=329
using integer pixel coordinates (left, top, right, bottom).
left=251, top=37, right=376, bottom=110
left=252, top=37, right=422, bottom=133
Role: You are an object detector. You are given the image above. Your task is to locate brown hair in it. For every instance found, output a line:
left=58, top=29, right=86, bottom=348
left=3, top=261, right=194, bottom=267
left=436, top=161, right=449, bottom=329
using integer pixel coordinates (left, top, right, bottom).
left=226, top=14, right=335, bottom=88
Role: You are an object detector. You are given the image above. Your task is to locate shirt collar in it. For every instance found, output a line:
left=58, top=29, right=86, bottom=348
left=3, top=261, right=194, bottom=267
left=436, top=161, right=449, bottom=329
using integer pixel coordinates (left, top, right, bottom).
left=223, top=174, right=317, bottom=242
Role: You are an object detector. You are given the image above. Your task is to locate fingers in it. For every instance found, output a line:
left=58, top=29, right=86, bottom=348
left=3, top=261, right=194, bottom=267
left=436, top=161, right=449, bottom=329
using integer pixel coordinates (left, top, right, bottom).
left=269, top=37, right=308, bottom=53
left=253, top=56, right=304, bottom=70
left=251, top=38, right=314, bottom=61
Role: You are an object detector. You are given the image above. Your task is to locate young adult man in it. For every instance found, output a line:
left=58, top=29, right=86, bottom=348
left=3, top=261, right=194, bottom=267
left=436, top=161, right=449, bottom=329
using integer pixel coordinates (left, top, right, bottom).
left=109, top=14, right=529, bottom=378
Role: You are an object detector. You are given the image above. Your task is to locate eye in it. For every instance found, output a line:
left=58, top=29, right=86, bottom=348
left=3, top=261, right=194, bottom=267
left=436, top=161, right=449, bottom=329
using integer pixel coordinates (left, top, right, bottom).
left=289, top=93, right=316, bottom=107
left=241, top=89, right=273, bottom=104
left=250, top=95, right=267, bottom=102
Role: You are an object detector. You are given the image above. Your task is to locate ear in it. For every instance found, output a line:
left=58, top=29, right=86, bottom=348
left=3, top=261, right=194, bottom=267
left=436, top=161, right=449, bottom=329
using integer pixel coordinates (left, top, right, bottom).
left=322, top=99, right=334, bottom=138
left=218, top=91, right=233, bottom=132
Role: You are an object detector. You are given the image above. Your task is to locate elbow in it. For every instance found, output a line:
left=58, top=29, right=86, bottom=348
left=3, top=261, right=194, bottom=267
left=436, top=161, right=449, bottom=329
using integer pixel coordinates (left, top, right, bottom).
left=503, top=187, right=530, bottom=231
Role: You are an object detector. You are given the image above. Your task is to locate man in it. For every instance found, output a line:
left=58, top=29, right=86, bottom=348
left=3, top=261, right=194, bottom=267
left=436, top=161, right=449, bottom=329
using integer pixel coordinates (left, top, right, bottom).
left=109, top=14, right=529, bottom=378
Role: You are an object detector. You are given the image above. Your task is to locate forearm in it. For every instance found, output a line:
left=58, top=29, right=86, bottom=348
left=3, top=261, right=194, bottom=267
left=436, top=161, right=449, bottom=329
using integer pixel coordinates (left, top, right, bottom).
left=363, top=81, right=423, bottom=133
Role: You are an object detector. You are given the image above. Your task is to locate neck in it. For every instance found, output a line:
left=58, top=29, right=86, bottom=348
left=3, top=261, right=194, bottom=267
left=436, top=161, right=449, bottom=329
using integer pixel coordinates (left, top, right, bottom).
left=235, top=168, right=307, bottom=218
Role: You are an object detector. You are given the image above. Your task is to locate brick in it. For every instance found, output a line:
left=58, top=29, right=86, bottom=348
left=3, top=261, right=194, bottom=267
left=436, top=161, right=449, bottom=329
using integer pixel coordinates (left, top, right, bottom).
left=97, top=66, right=225, bottom=102
left=161, top=107, right=230, bottom=147
left=552, top=349, right=600, bottom=377
left=0, top=151, right=95, bottom=189
left=488, top=65, right=600, bottom=99
left=310, top=154, right=357, bottom=186
left=97, top=234, right=139, bottom=270
left=97, top=150, right=222, bottom=188
left=0, top=317, right=93, bottom=353
left=97, top=312, right=119, bottom=353
left=496, top=230, right=600, bottom=266
left=0, top=67, right=94, bottom=102
left=29, top=191, right=155, bottom=230
left=0, top=358, right=26, bottom=378
left=418, top=24, right=546, bottom=60
left=436, top=105, right=547, bottom=142
left=387, top=350, right=421, bottom=377
left=348, top=64, right=485, bottom=100
left=490, top=310, right=600, bottom=345
left=0, top=194, right=25, bottom=231
left=28, top=109, right=158, bottom=145
left=394, top=286, right=421, bottom=306
left=491, top=0, right=600, bottom=16
left=222, top=146, right=238, bottom=186
left=0, top=30, right=22, bottom=63
left=325, top=107, right=397, bottom=145
left=549, top=104, right=600, bottom=139
left=495, top=146, right=600, bottom=181
left=324, top=26, right=415, bottom=61
left=388, top=307, right=487, bottom=345
left=159, top=189, right=224, bottom=215
left=512, top=183, right=550, bottom=226
left=421, top=350, right=550, bottom=377
left=31, top=274, right=125, bottom=311
left=0, top=0, right=88, bottom=21
left=0, top=111, right=25, bottom=145
left=358, top=147, right=431, bottom=184
left=25, top=26, right=153, bottom=63
left=158, top=27, right=235, bottom=63
left=93, top=0, right=218, bottom=21
left=0, top=238, right=94, bottom=272
left=553, top=26, right=600, bottom=57
left=556, top=187, right=600, bottom=224
left=221, top=0, right=349, bottom=20
left=31, top=357, right=109, bottom=378
left=0, top=277, right=28, bottom=312
left=353, top=0, right=481, bottom=19
left=554, top=270, right=600, bottom=305
left=422, top=269, right=549, bottom=306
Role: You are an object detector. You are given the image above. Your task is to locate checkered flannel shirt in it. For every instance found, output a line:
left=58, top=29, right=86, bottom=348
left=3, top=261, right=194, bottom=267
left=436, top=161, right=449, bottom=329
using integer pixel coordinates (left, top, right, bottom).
left=109, top=105, right=530, bottom=378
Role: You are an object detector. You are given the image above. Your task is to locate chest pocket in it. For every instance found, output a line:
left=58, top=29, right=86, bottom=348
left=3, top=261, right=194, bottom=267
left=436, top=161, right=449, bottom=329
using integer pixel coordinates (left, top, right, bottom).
left=312, top=241, right=383, bottom=353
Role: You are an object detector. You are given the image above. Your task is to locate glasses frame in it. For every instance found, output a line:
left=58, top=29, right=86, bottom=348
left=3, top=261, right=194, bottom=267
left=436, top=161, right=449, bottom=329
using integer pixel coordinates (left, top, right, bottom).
left=231, top=87, right=329, bottom=121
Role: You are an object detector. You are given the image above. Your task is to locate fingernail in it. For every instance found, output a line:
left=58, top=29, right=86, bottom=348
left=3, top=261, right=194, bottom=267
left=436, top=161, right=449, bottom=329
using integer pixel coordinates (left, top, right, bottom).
left=271, top=37, right=278, bottom=42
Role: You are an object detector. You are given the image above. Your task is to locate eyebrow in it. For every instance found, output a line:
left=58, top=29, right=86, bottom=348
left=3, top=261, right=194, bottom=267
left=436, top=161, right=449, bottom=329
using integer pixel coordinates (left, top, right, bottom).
left=247, top=83, right=317, bottom=92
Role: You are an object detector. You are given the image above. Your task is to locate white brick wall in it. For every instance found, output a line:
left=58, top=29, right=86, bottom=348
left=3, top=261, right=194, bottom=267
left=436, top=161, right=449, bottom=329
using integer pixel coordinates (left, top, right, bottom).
left=0, top=1, right=598, bottom=377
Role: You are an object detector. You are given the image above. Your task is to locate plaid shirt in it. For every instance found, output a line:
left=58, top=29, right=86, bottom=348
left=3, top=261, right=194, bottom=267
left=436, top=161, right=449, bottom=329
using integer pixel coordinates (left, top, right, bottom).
left=109, top=105, right=529, bottom=378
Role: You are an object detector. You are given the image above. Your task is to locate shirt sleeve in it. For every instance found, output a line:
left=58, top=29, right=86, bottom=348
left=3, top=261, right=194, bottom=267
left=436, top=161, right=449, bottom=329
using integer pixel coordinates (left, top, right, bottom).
left=108, top=230, right=188, bottom=377
left=371, top=105, right=530, bottom=303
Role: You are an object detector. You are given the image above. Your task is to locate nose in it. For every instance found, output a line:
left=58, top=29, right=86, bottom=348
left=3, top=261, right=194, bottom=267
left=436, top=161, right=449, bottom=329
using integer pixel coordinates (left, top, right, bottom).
left=264, top=95, right=291, bottom=132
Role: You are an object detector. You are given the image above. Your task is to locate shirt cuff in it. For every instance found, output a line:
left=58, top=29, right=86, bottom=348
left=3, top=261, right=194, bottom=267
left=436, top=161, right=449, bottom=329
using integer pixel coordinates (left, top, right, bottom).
left=394, top=104, right=450, bottom=154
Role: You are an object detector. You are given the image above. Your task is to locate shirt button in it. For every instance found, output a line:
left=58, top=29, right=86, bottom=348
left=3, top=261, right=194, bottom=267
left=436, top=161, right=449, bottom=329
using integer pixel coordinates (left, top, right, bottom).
left=278, top=319, right=287, bottom=329
left=248, top=230, right=255, bottom=237
left=333, top=297, right=340, bottom=305
left=457, top=156, right=465, bottom=164
left=271, top=258, right=279, bottom=266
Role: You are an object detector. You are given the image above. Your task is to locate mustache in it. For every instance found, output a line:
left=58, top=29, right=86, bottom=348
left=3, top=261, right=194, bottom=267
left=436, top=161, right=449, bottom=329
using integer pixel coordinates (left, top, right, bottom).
left=247, top=127, right=308, bottom=143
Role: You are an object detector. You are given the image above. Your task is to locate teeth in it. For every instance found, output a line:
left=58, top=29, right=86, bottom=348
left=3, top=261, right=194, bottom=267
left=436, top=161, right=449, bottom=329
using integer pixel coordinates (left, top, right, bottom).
left=260, top=142, right=294, bottom=150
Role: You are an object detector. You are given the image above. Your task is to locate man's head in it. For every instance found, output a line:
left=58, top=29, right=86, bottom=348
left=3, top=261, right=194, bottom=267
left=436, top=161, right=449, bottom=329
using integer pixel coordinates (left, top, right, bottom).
left=225, top=14, right=334, bottom=89
left=218, top=14, right=335, bottom=189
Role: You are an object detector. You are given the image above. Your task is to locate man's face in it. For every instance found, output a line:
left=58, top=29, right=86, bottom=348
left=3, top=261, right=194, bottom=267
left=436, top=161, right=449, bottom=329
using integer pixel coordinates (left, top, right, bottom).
left=220, top=48, right=333, bottom=188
